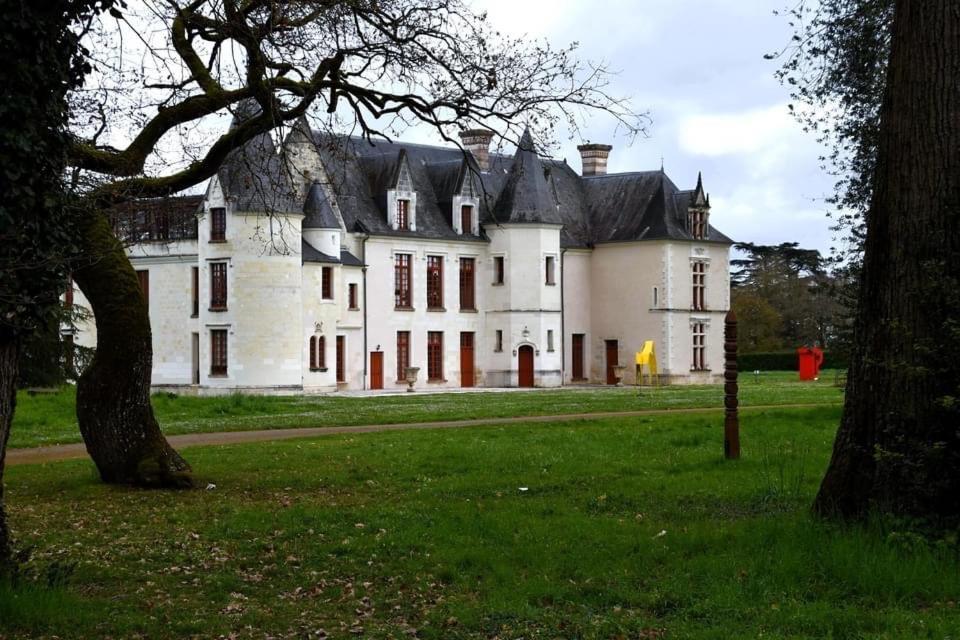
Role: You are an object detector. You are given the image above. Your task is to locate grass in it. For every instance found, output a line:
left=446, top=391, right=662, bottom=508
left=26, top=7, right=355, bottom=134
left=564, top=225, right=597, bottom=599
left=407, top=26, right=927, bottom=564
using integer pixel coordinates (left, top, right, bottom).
left=4, top=404, right=959, bottom=638
left=9, top=370, right=844, bottom=449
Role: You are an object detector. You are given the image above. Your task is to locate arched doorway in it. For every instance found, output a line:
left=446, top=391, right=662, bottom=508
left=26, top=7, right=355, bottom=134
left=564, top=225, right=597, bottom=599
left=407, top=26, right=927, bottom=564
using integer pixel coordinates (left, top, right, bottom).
left=518, top=345, right=534, bottom=387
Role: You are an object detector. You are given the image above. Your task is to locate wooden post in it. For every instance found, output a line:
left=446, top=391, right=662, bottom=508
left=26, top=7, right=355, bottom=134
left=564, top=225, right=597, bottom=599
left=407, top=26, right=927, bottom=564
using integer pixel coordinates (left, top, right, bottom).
left=724, top=309, right=741, bottom=459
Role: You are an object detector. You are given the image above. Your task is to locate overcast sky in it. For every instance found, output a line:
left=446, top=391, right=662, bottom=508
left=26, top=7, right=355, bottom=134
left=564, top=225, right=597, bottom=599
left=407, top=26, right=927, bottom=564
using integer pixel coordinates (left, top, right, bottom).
left=456, top=0, right=838, bottom=255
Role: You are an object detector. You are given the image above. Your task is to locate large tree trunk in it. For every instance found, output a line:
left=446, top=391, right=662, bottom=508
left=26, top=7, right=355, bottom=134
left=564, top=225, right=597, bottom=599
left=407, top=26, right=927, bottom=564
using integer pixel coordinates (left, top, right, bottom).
left=72, top=210, right=192, bottom=488
left=0, top=334, right=17, bottom=569
left=814, top=0, right=960, bottom=521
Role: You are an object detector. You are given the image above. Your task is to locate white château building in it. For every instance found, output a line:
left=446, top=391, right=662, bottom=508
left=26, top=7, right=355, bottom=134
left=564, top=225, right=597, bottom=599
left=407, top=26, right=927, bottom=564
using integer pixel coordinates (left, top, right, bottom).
left=71, top=117, right=733, bottom=394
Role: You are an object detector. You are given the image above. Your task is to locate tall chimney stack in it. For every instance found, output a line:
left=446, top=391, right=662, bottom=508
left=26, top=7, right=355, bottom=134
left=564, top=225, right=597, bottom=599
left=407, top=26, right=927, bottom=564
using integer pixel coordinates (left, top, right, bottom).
left=577, top=143, right=613, bottom=176
left=459, top=129, right=495, bottom=172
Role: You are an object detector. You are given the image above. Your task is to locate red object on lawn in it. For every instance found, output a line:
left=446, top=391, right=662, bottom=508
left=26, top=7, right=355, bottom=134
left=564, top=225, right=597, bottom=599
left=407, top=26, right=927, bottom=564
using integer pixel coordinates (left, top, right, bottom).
left=797, top=346, right=824, bottom=381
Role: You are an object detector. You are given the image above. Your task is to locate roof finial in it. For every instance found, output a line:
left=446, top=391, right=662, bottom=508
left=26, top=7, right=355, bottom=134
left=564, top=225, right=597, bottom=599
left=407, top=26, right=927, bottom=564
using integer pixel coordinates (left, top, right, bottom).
left=518, top=126, right=536, bottom=153
left=660, top=155, right=664, bottom=172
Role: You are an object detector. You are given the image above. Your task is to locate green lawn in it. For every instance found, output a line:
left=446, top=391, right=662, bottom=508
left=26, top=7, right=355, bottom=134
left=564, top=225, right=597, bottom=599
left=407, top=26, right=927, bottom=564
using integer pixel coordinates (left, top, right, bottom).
left=4, top=404, right=959, bottom=638
left=9, top=370, right=844, bottom=448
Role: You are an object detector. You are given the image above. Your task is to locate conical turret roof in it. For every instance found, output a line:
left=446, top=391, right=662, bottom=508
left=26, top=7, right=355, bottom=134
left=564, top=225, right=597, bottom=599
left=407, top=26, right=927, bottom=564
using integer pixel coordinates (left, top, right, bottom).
left=489, top=128, right=561, bottom=224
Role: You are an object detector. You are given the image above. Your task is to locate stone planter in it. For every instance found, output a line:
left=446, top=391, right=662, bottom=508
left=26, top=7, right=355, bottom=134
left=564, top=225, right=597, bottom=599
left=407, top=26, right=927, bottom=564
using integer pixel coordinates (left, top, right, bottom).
left=404, top=366, right=420, bottom=392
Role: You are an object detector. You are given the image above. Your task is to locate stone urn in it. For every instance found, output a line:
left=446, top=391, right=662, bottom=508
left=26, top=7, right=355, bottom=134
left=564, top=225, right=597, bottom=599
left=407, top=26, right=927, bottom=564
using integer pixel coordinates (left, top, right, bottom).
left=612, top=365, right=627, bottom=387
left=404, top=366, right=420, bottom=392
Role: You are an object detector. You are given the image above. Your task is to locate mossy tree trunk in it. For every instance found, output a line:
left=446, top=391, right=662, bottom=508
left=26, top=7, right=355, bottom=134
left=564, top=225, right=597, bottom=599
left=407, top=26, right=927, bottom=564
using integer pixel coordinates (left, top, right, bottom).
left=813, top=0, right=960, bottom=522
left=0, top=334, right=17, bottom=569
left=72, top=209, right=192, bottom=488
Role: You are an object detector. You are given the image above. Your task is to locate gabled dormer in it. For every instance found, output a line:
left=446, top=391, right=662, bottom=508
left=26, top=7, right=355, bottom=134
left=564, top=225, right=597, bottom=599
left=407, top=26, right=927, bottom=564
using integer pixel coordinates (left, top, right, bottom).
left=688, top=172, right=710, bottom=240
left=386, top=150, right=417, bottom=231
left=452, top=158, right=480, bottom=235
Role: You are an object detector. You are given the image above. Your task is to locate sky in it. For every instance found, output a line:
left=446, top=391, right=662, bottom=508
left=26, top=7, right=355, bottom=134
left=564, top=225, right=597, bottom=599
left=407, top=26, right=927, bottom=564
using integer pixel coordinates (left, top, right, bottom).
left=444, top=0, right=838, bottom=255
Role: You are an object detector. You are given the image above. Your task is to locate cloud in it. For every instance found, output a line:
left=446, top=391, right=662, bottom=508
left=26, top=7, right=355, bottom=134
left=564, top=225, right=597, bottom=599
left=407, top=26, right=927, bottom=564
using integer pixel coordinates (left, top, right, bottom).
left=677, top=105, right=800, bottom=157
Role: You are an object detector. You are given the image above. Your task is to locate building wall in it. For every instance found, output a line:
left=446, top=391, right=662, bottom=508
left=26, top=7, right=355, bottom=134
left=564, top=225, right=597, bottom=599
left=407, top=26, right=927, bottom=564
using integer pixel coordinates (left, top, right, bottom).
left=361, top=235, right=487, bottom=391
left=196, top=178, right=305, bottom=392
left=662, top=241, right=730, bottom=381
left=589, top=240, right=730, bottom=385
left=484, top=225, right=563, bottom=387
left=561, top=249, right=592, bottom=383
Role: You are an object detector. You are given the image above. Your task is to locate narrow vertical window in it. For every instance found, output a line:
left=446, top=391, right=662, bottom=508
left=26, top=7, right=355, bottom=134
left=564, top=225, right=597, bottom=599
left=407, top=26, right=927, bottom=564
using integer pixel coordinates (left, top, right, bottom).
left=545, top=256, right=556, bottom=285
left=427, top=331, right=443, bottom=381
left=395, top=253, right=412, bottom=308
left=396, top=199, right=410, bottom=230
left=495, top=329, right=503, bottom=352
left=210, top=207, right=226, bottom=242
left=136, top=270, right=149, bottom=308
left=547, top=329, right=555, bottom=352
left=322, top=266, right=333, bottom=300
left=348, top=283, right=359, bottom=310
left=210, top=262, right=227, bottom=310
left=336, top=336, right=345, bottom=382
left=210, top=329, right=228, bottom=375
left=191, top=267, right=199, bottom=316
left=572, top=333, right=585, bottom=380
left=309, top=335, right=317, bottom=370
left=317, top=335, right=326, bottom=369
left=64, top=277, right=73, bottom=308
left=459, top=258, right=475, bottom=310
left=692, top=262, right=706, bottom=311
left=427, top=255, right=444, bottom=309
left=652, top=286, right=659, bottom=308
left=692, top=323, right=706, bottom=371
left=689, top=209, right=707, bottom=240
left=493, top=256, right=504, bottom=285
left=460, top=205, right=473, bottom=235
left=396, top=331, right=410, bottom=380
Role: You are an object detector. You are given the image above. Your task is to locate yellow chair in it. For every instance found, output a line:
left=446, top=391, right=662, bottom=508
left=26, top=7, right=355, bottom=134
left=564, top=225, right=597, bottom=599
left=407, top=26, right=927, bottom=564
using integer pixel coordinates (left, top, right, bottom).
left=635, top=341, right=659, bottom=386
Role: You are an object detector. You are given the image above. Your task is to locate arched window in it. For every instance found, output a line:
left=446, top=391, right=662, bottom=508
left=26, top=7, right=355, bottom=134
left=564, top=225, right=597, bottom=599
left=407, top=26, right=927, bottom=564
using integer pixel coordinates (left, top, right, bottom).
left=309, top=335, right=328, bottom=371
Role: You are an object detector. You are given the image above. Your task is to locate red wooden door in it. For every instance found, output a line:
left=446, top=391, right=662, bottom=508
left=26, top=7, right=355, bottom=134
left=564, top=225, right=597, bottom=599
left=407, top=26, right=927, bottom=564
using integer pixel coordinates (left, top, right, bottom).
left=460, top=332, right=475, bottom=387
left=572, top=334, right=584, bottom=380
left=605, top=340, right=619, bottom=385
left=370, top=352, right=384, bottom=389
left=518, top=345, right=534, bottom=387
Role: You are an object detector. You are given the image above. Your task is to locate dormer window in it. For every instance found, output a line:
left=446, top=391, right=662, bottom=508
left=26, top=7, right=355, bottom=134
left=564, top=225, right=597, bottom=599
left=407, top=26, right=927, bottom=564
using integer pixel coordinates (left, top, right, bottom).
left=460, top=205, right=473, bottom=235
left=397, top=199, right=410, bottom=230
left=388, top=153, right=417, bottom=231
left=689, top=208, right=708, bottom=240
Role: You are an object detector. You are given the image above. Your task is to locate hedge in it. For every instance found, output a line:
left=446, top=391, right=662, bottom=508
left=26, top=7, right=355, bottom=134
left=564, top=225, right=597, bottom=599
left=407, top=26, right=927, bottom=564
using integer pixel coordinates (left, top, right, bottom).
left=738, top=350, right=849, bottom=372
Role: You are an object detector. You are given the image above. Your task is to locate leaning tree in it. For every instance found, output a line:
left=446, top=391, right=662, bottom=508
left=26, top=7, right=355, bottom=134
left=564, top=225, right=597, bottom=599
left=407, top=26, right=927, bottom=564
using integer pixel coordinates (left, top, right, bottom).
left=59, top=0, right=645, bottom=488
left=810, top=0, right=960, bottom=522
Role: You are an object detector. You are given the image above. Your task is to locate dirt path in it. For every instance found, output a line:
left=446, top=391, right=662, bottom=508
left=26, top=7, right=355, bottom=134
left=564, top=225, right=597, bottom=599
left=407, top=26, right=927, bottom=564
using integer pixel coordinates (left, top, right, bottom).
left=6, top=403, right=840, bottom=467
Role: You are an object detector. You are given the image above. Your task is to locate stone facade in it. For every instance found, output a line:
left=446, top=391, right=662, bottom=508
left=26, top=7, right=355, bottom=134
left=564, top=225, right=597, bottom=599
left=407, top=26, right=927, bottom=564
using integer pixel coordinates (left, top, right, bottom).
left=71, top=121, right=733, bottom=394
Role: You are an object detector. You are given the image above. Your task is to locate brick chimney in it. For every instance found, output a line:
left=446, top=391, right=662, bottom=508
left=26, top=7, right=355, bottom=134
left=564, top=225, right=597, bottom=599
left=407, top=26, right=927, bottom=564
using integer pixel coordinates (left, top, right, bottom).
left=459, top=129, right=495, bottom=172
left=577, top=143, right=613, bottom=176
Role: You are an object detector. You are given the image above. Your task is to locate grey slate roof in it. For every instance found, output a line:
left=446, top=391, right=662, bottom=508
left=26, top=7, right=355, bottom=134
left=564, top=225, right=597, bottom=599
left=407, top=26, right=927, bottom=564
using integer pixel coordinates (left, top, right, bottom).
left=491, top=129, right=563, bottom=225
left=217, top=123, right=732, bottom=248
left=301, top=239, right=365, bottom=267
left=303, top=182, right=340, bottom=229
left=301, top=239, right=339, bottom=264
left=217, top=107, right=301, bottom=215
left=340, top=249, right=364, bottom=267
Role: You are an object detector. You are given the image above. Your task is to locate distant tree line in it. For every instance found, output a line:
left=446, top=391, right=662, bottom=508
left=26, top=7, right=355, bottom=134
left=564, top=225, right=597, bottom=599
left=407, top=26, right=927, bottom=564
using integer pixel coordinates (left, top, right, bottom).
left=730, top=242, right=853, bottom=358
